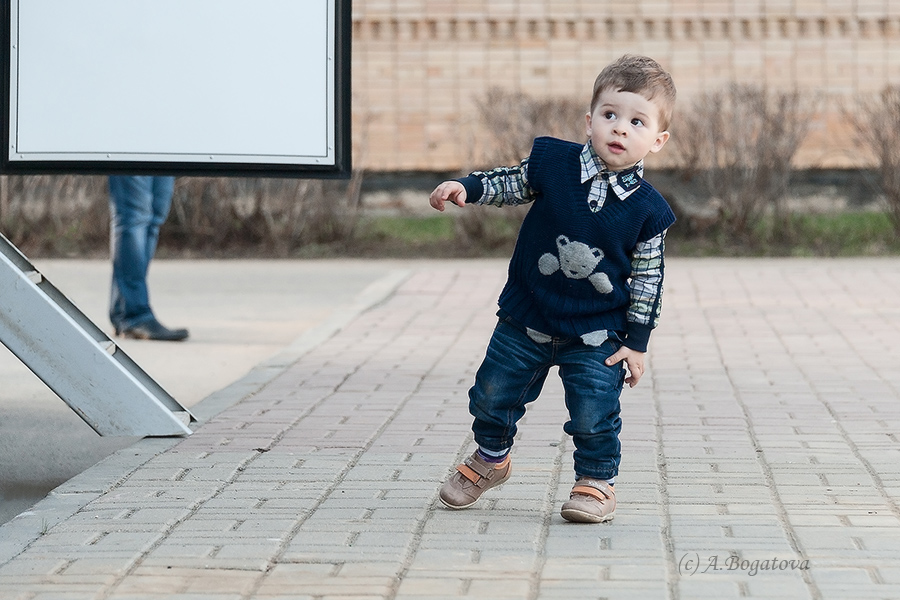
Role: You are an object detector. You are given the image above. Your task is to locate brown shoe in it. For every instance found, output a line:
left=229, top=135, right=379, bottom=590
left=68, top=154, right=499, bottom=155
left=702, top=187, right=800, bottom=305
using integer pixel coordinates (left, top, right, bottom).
left=439, top=451, right=511, bottom=509
left=560, top=478, right=616, bottom=523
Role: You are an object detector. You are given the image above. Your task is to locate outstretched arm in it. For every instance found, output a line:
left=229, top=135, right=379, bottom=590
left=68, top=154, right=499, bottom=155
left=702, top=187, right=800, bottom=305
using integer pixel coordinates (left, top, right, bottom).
left=429, top=157, right=536, bottom=212
left=475, top=158, right=536, bottom=207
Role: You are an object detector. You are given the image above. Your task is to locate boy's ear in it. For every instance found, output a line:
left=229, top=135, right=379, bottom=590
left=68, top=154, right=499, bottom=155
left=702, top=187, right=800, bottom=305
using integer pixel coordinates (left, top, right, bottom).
left=584, top=112, right=593, bottom=137
left=650, top=130, right=670, bottom=153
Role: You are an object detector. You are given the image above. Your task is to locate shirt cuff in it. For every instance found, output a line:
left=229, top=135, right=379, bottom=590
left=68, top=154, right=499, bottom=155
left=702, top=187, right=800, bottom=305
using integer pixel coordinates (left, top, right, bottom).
left=456, top=175, right=485, bottom=204
left=624, top=322, right=653, bottom=352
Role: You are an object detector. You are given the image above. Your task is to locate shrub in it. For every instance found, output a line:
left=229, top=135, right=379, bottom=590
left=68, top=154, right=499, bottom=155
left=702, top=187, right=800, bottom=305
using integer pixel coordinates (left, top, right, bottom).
left=670, top=83, right=812, bottom=242
left=473, top=88, right=586, bottom=165
left=0, top=171, right=363, bottom=257
left=456, top=88, right=586, bottom=250
left=850, top=85, right=900, bottom=235
left=0, top=175, right=108, bottom=255
left=168, top=173, right=363, bottom=254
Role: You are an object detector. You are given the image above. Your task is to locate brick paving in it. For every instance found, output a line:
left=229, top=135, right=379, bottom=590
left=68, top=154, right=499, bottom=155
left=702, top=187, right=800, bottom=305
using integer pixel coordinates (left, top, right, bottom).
left=1, top=258, right=899, bottom=599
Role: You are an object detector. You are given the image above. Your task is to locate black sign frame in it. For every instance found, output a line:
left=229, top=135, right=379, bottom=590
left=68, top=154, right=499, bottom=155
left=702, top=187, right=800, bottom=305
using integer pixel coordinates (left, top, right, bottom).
left=0, top=0, right=351, bottom=178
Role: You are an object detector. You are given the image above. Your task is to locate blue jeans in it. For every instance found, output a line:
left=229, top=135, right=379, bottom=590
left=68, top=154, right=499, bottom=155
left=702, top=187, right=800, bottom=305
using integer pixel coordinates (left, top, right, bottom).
left=108, top=176, right=175, bottom=331
left=469, top=319, right=626, bottom=480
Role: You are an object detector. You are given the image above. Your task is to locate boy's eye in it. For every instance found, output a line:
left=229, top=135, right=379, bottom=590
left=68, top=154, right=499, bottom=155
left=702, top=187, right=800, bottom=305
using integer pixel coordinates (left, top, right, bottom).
left=631, top=118, right=644, bottom=127
left=604, top=111, right=616, bottom=120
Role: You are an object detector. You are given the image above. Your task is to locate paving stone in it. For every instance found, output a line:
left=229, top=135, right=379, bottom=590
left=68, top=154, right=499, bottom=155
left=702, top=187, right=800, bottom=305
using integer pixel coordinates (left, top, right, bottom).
left=2, top=260, right=900, bottom=598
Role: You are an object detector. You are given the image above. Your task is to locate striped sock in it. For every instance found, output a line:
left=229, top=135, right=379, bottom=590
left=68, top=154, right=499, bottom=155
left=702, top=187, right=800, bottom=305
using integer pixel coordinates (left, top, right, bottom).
left=477, top=446, right=509, bottom=463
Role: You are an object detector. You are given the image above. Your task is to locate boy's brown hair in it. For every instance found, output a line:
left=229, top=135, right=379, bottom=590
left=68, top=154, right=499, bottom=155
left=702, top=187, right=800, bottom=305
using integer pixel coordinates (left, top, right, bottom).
left=590, top=55, right=677, bottom=131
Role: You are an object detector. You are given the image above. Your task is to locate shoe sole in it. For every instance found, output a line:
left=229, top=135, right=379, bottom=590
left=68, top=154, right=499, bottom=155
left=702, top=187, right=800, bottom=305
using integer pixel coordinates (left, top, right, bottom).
left=560, top=508, right=616, bottom=523
left=119, top=330, right=149, bottom=340
left=439, top=471, right=511, bottom=510
left=120, top=330, right=188, bottom=341
left=439, top=496, right=478, bottom=510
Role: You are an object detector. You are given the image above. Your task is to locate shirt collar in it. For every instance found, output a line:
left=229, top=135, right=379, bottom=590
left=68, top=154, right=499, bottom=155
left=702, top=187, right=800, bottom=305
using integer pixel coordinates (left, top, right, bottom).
left=579, top=141, right=644, bottom=201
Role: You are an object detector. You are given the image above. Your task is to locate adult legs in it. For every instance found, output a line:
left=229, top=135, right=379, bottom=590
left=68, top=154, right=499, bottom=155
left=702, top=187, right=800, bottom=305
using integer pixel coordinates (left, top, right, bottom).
left=146, top=176, right=175, bottom=270
left=108, top=175, right=175, bottom=332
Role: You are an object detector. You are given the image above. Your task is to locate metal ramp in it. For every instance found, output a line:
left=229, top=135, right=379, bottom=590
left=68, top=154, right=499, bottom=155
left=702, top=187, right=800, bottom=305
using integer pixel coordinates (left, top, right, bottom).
left=0, top=232, right=194, bottom=437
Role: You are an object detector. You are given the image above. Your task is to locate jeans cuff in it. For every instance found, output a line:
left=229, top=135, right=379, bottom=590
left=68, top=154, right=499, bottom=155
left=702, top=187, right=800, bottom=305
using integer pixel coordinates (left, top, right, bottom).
left=472, top=435, right=513, bottom=455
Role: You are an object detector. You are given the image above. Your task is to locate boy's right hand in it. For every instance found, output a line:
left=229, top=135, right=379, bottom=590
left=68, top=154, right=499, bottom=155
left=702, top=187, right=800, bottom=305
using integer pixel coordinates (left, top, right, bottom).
left=429, top=181, right=467, bottom=212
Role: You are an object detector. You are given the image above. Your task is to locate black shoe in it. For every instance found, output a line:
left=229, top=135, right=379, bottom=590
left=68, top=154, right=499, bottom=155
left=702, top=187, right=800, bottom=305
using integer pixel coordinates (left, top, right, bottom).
left=120, top=319, right=189, bottom=342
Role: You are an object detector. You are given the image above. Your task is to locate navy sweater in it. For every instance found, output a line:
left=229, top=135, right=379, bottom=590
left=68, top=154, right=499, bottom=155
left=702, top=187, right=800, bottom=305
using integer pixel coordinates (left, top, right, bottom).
left=471, top=137, right=675, bottom=350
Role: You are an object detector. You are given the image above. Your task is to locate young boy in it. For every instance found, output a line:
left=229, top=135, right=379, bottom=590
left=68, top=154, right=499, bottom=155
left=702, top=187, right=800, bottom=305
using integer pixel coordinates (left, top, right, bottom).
left=428, top=55, right=676, bottom=523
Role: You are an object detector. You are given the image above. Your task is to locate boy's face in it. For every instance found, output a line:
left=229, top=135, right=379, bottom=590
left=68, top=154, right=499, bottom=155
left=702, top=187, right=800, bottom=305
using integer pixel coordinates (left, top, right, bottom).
left=586, top=89, right=670, bottom=172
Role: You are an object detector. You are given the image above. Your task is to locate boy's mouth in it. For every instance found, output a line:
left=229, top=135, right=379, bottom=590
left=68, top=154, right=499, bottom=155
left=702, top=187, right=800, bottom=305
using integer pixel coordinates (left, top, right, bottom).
left=607, top=142, right=626, bottom=154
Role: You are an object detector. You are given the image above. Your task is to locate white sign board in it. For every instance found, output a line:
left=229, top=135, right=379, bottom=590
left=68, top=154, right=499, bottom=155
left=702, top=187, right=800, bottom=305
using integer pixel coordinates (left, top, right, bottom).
left=1, top=0, right=350, bottom=176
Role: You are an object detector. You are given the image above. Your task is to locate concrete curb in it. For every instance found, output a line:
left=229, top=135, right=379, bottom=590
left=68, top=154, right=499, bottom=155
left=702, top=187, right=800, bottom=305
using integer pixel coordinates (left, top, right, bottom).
left=0, top=268, right=410, bottom=566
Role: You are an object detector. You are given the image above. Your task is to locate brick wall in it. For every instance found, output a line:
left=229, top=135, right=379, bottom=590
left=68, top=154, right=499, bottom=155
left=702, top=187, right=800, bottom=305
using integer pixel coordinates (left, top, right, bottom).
left=351, top=1, right=900, bottom=171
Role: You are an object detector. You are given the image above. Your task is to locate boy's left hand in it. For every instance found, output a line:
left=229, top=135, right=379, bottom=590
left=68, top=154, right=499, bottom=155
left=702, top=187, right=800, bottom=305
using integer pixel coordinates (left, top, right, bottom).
left=605, top=346, right=646, bottom=387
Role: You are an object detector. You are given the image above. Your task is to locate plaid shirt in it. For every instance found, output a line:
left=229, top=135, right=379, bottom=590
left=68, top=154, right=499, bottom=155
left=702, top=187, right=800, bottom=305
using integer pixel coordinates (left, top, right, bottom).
left=472, top=141, right=667, bottom=340
left=579, top=140, right=645, bottom=212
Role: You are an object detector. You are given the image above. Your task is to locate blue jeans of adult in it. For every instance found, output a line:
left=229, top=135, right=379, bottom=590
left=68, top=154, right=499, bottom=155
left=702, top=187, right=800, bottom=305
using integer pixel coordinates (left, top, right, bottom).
left=469, top=319, right=627, bottom=480
left=108, top=176, right=175, bottom=331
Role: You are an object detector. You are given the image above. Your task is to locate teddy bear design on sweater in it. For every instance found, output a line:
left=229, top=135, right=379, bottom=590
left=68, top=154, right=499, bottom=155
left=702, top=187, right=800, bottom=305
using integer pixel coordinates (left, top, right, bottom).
left=535, top=235, right=613, bottom=347
left=538, top=235, right=613, bottom=294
